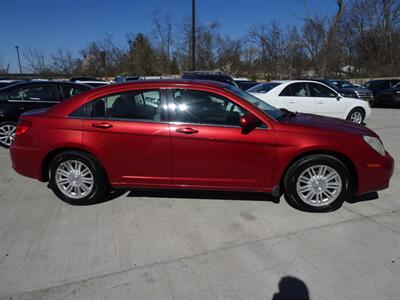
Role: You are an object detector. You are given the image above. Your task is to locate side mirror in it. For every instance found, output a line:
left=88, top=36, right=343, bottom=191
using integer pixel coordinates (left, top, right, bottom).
left=336, top=94, right=342, bottom=101
left=240, top=113, right=258, bottom=132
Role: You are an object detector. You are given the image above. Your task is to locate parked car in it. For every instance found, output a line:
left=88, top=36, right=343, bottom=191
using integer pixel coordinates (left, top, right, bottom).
left=74, top=80, right=111, bottom=88
left=375, top=82, right=400, bottom=106
left=10, top=80, right=394, bottom=212
left=249, top=80, right=371, bottom=124
left=317, top=79, right=373, bottom=102
left=70, top=77, right=100, bottom=82
left=233, top=78, right=259, bottom=91
left=113, top=75, right=141, bottom=83
left=0, top=81, right=91, bottom=147
left=363, top=79, right=400, bottom=99
left=182, top=71, right=239, bottom=87
left=0, top=79, right=24, bottom=89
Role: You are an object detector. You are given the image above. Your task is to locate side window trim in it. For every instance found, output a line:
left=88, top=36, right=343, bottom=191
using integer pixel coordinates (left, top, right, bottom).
left=69, top=88, right=168, bottom=123
left=166, top=88, right=267, bottom=129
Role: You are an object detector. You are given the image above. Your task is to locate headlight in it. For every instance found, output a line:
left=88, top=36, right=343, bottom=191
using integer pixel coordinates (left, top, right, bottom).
left=363, top=136, right=385, bottom=156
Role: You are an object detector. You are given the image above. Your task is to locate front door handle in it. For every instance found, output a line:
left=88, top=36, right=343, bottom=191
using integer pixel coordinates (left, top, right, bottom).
left=92, top=122, right=113, bottom=129
left=176, top=127, right=199, bottom=134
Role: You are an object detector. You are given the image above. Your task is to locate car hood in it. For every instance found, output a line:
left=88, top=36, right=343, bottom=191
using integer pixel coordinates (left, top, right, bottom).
left=283, top=113, right=376, bottom=137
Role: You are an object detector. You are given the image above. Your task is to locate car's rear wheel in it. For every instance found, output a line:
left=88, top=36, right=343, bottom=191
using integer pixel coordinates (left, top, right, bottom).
left=0, top=121, right=17, bottom=148
left=283, top=154, right=352, bottom=212
left=346, top=108, right=365, bottom=124
left=49, top=151, right=108, bottom=205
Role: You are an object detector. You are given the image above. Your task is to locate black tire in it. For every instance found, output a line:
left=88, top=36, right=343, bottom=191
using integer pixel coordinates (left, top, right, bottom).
left=346, top=107, right=365, bottom=124
left=49, top=150, right=109, bottom=205
left=283, top=154, right=352, bottom=212
left=0, top=121, right=17, bottom=148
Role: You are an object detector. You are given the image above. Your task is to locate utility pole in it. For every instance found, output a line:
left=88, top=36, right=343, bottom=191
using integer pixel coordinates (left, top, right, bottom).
left=127, top=40, right=134, bottom=74
left=191, top=0, right=196, bottom=71
left=15, top=46, right=22, bottom=74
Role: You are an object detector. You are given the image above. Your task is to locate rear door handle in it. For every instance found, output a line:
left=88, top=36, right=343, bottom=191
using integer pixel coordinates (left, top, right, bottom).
left=176, top=127, right=199, bottom=134
left=92, top=122, right=113, bottom=129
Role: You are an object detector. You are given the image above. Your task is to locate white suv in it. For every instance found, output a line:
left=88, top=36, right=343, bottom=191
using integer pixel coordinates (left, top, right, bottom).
left=248, top=80, right=371, bottom=124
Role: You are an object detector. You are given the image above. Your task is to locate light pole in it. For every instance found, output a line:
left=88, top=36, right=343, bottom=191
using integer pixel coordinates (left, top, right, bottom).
left=191, top=0, right=196, bottom=71
left=127, top=40, right=134, bottom=74
left=15, top=46, right=22, bottom=74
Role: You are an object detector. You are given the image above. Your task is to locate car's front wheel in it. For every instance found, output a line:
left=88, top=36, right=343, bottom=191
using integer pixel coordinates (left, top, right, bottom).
left=283, top=154, right=352, bottom=212
left=0, top=121, right=17, bottom=148
left=347, top=107, right=365, bottom=124
left=49, top=151, right=109, bottom=205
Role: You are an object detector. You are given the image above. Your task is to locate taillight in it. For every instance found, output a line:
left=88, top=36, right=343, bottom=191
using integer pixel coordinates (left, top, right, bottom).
left=15, top=120, right=32, bottom=136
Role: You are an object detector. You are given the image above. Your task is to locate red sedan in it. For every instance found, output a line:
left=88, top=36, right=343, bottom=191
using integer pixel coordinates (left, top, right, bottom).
left=10, top=80, right=394, bottom=212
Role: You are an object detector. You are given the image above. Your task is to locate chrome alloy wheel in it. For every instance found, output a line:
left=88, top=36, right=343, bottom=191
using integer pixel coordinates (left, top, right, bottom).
left=55, top=160, right=94, bottom=199
left=350, top=111, right=363, bottom=124
left=296, top=165, right=342, bottom=207
left=0, top=124, right=16, bottom=146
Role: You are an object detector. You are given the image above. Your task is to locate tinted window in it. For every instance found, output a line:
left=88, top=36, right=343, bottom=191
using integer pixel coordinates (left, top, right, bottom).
left=225, top=85, right=284, bottom=121
left=390, top=80, right=400, bottom=87
left=280, top=83, right=310, bottom=97
left=171, top=89, right=245, bottom=126
left=90, top=90, right=163, bottom=121
left=247, top=82, right=281, bottom=93
left=309, top=83, right=337, bottom=97
left=8, top=85, right=58, bottom=101
left=331, top=80, right=354, bottom=88
left=61, top=85, right=88, bottom=99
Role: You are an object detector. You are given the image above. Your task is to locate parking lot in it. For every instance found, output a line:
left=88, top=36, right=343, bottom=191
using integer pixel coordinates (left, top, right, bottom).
left=0, top=108, right=398, bottom=299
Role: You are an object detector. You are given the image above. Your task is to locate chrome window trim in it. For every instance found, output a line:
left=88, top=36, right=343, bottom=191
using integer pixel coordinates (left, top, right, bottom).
left=7, top=99, right=60, bottom=103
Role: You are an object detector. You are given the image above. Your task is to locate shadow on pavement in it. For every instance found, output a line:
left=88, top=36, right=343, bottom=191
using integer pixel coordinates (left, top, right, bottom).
left=347, top=191, right=379, bottom=204
left=126, top=189, right=279, bottom=203
left=272, top=276, right=310, bottom=300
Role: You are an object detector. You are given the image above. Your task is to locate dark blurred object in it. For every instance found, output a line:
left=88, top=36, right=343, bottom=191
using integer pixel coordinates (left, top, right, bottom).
left=272, top=276, right=310, bottom=300
left=317, top=79, right=372, bottom=101
left=182, top=71, right=238, bottom=87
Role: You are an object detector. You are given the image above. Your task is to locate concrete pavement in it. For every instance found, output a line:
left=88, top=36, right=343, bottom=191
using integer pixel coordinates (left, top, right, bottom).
left=0, top=108, right=399, bottom=300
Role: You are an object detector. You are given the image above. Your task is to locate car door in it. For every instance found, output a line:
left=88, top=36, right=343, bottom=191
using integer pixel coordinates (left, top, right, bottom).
left=278, top=82, right=316, bottom=113
left=168, top=88, right=276, bottom=190
left=309, top=82, right=345, bottom=118
left=7, top=84, right=61, bottom=115
left=81, top=89, right=172, bottom=186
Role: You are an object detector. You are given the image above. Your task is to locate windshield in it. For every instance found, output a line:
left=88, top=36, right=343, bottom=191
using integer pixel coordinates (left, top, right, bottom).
left=226, top=85, right=285, bottom=120
left=247, top=82, right=281, bottom=93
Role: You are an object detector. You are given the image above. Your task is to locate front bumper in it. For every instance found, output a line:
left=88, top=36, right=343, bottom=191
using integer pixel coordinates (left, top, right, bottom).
left=356, top=151, right=395, bottom=195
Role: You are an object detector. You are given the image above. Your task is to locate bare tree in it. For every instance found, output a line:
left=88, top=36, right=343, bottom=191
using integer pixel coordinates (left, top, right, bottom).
left=151, top=13, right=175, bottom=74
left=23, top=47, right=51, bottom=74
left=51, top=48, right=76, bottom=75
left=0, top=55, right=9, bottom=73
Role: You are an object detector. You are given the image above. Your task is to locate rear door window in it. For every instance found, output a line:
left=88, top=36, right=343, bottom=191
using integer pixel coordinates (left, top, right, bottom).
left=86, top=89, right=165, bottom=122
left=279, top=83, right=310, bottom=97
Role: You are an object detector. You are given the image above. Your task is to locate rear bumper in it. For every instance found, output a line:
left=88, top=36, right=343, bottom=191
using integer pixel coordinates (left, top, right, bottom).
left=10, top=144, right=45, bottom=181
left=356, top=151, right=395, bottom=195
